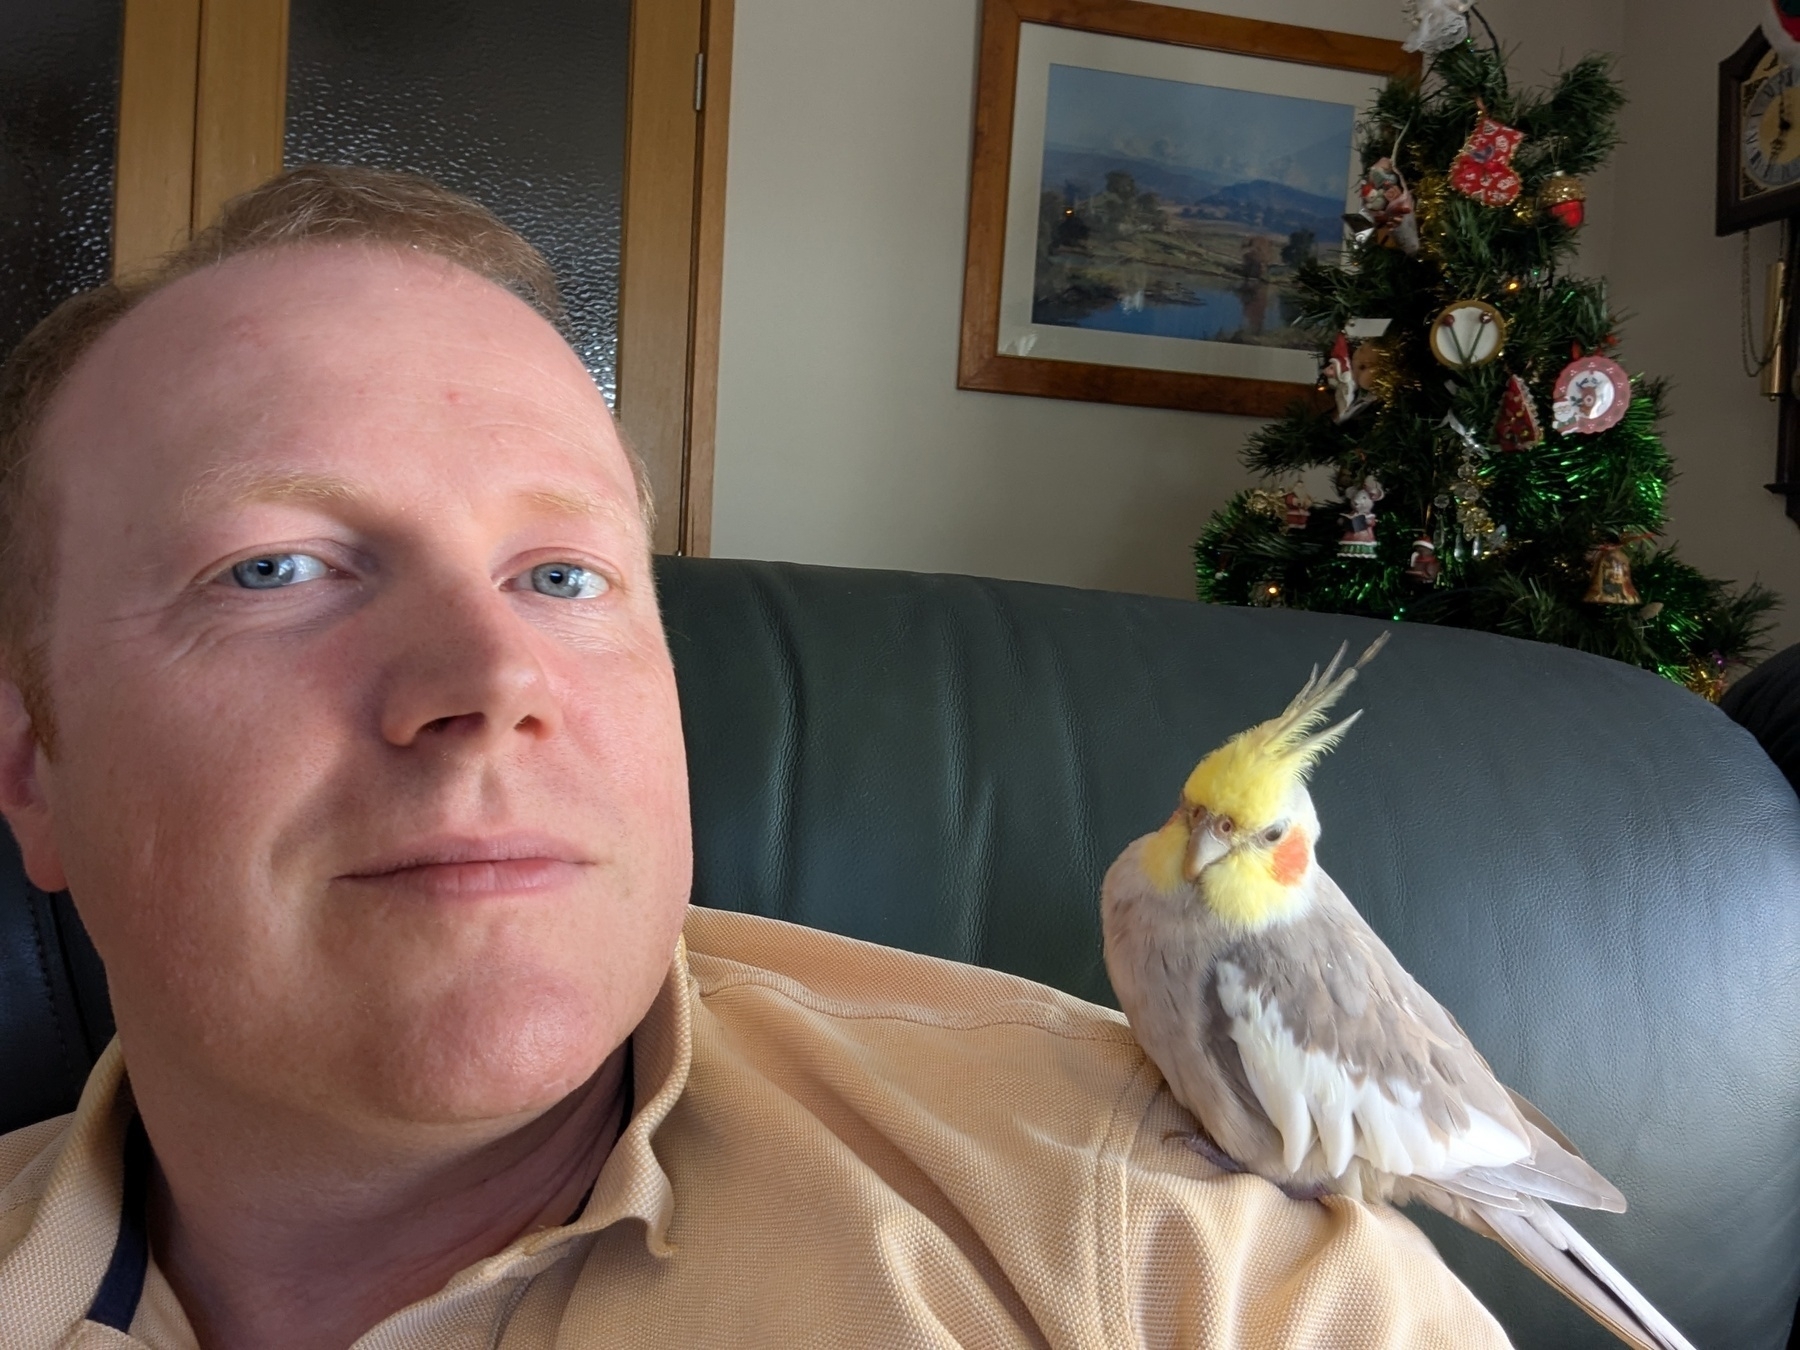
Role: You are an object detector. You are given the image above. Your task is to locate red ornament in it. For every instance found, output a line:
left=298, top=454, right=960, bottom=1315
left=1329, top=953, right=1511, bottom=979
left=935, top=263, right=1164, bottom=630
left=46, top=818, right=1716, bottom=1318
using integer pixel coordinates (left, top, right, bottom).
left=1539, top=173, right=1587, bottom=230
left=1493, top=373, right=1543, bottom=452
left=1405, top=537, right=1441, bottom=585
left=1450, top=116, right=1525, bottom=206
left=1282, top=489, right=1312, bottom=532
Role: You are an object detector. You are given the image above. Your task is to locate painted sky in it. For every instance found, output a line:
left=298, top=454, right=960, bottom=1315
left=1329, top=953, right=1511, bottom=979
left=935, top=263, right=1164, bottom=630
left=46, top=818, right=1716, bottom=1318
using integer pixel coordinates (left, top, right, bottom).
left=1043, top=64, right=1355, bottom=199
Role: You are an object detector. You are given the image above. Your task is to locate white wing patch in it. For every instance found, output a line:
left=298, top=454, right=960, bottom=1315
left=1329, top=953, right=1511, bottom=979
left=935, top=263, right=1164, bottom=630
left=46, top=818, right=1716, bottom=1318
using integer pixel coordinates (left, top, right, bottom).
left=1215, top=961, right=1529, bottom=1180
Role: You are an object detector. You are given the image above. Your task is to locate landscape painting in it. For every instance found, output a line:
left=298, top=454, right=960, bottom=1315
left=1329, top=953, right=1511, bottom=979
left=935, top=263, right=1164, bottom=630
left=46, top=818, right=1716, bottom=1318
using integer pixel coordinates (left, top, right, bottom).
left=1031, top=63, right=1356, bottom=350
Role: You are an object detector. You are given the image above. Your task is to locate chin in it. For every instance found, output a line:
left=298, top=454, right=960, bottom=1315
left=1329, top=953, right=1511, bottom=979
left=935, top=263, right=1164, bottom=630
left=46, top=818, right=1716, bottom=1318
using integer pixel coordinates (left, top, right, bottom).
left=368, top=968, right=623, bottom=1124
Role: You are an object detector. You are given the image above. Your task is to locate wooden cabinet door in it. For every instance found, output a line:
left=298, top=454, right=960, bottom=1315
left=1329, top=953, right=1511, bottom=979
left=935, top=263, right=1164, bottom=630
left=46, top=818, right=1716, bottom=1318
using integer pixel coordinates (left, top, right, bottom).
left=113, top=0, right=728, bottom=555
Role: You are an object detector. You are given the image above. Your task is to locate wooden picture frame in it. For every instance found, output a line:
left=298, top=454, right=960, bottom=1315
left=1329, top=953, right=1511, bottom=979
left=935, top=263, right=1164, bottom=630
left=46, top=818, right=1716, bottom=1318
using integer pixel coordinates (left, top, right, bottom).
left=957, top=0, right=1417, bottom=417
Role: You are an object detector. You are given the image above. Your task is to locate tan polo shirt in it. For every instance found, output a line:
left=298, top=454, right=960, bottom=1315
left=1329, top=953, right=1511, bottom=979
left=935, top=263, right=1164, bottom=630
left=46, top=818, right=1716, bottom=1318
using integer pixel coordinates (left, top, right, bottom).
left=0, top=906, right=1510, bottom=1348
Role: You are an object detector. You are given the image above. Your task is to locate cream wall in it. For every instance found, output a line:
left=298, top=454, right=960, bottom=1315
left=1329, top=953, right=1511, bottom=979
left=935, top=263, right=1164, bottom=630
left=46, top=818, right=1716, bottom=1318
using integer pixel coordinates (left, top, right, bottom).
left=1604, top=0, right=1800, bottom=653
left=710, top=0, right=1800, bottom=653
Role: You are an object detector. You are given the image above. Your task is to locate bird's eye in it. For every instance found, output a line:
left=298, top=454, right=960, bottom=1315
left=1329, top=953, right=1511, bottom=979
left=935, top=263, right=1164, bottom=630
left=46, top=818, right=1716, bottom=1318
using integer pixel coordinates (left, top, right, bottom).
left=525, top=562, right=607, bottom=599
left=1217, top=817, right=1234, bottom=835
left=1264, top=824, right=1286, bottom=844
left=225, top=553, right=329, bottom=589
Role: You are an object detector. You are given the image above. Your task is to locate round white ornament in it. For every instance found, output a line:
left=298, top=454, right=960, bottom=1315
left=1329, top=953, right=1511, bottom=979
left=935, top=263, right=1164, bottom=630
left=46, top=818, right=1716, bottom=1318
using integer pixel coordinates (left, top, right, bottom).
left=1429, top=300, right=1507, bottom=369
left=1551, top=355, right=1630, bottom=435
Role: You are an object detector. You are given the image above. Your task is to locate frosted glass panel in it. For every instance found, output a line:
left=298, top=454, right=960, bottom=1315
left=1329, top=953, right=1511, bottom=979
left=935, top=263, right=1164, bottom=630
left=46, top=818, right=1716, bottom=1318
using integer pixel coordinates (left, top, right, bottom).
left=0, top=0, right=121, bottom=358
left=285, top=0, right=631, bottom=403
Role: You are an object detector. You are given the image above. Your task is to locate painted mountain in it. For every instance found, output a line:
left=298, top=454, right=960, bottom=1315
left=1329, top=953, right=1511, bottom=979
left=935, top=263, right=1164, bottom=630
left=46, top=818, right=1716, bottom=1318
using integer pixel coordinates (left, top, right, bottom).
left=1179, top=179, right=1347, bottom=238
left=1042, top=145, right=1344, bottom=239
left=1037, top=64, right=1355, bottom=244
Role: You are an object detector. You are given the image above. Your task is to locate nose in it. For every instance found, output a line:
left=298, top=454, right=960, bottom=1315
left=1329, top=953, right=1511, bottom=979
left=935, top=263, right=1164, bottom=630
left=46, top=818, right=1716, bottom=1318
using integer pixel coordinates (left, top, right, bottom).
left=376, top=576, right=561, bottom=750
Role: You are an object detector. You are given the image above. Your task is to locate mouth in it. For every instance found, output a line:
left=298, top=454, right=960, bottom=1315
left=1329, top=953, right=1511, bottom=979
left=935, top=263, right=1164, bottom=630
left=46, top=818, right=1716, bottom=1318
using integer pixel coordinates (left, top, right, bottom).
left=338, top=833, right=591, bottom=898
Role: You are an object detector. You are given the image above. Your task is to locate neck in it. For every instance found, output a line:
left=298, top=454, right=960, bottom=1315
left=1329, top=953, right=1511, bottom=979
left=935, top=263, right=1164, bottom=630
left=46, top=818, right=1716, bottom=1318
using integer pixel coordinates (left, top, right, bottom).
left=136, top=1044, right=630, bottom=1350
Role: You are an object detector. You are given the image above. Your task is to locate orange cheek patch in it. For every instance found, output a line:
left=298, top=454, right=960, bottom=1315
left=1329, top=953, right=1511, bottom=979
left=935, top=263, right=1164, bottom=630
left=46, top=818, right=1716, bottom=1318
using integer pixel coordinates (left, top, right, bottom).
left=1271, top=831, right=1310, bottom=886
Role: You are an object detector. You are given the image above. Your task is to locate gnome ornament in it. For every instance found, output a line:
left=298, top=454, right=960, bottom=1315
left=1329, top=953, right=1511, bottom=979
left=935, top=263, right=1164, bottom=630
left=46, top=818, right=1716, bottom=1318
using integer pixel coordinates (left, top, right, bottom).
left=1283, top=488, right=1313, bottom=532
left=1323, top=333, right=1369, bottom=422
left=1494, top=373, right=1543, bottom=452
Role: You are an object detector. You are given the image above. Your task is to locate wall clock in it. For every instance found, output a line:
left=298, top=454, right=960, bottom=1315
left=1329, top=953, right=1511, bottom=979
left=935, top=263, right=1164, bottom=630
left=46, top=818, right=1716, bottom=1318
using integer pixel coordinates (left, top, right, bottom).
left=1718, top=28, right=1800, bottom=233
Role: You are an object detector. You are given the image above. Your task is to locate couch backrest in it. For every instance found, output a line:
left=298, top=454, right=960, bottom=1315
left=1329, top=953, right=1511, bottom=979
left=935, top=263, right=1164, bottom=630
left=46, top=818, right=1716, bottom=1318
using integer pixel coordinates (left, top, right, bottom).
left=4, top=556, right=1798, bottom=1348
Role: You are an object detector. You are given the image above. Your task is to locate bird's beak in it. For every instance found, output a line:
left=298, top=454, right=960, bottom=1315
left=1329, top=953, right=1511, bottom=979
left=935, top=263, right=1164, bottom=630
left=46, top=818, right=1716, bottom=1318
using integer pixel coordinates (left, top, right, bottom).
left=1183, top=816, right=1229, bottom=881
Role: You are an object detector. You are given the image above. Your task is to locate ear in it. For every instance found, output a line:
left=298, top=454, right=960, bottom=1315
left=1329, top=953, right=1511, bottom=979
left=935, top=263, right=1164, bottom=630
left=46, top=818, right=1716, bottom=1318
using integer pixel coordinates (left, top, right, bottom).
left=0, top=680, right=66, bottom=892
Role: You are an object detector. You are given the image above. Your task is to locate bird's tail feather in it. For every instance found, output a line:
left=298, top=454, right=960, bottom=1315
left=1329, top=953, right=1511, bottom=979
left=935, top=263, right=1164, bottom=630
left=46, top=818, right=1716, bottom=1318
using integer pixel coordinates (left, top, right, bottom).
left=1472, top=1197, right=1696, bottom=1350
left=1453, top=1121, right=1627, bottom=1213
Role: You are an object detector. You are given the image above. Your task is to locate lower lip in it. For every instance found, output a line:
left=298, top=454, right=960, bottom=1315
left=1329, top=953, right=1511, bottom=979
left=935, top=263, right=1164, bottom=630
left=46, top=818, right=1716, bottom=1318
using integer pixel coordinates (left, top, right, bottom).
left=342, top=858, right=585, bottom=898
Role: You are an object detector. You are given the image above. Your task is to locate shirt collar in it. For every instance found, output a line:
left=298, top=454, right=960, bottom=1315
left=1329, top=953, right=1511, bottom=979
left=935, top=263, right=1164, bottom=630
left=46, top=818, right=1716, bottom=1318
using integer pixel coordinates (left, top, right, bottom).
left=23, top=931, right=697, bottom=1342
left=508, top=931, right=693, bottom=1259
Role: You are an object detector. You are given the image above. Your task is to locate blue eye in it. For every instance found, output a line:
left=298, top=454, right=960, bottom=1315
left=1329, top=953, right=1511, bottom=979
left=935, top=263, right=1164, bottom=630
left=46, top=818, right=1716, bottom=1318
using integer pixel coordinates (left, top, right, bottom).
left=228, top=554, right=329, bottom=589
left=528, top=563, right=606, bottom=599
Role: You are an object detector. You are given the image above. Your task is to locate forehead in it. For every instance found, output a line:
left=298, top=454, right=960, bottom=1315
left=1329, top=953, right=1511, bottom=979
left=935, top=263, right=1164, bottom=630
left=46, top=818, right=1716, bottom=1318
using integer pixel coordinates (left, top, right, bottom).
left=41, top=243, right=631, bottom=508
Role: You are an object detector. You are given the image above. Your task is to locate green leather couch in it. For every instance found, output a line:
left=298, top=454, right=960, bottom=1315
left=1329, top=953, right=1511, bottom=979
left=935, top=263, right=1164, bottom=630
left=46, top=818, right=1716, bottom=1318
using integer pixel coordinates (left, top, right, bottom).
left=6, top=557, right=1799, bottom=1347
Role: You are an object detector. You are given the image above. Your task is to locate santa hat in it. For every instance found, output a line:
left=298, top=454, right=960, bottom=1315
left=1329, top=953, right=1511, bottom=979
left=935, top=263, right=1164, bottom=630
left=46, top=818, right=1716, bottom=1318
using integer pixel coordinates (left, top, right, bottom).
left=1765, top=0, right=1800, bottom=62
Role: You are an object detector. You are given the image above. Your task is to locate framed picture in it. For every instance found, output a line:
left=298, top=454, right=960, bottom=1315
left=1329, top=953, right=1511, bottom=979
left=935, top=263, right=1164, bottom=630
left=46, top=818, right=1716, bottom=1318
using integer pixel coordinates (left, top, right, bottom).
left=957, top=0, right=1418, bottom=417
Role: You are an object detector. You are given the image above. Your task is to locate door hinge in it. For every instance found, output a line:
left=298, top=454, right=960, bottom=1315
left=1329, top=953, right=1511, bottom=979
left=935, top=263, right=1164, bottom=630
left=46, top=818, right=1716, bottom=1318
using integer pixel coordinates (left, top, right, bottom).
left=694, top=52, right=706, bottom=112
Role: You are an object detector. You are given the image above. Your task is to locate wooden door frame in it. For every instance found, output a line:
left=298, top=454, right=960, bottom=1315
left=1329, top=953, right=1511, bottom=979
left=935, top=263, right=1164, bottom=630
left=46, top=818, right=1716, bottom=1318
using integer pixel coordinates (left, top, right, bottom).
left=112, top=0, right=727, bottom=556
left=618, top=0, right=732, bottom=555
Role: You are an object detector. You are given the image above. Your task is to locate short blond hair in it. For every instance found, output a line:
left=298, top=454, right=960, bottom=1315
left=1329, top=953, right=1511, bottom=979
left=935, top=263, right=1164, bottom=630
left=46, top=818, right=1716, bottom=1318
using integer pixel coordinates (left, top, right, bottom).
left=0, top=165, right=649, bottom=746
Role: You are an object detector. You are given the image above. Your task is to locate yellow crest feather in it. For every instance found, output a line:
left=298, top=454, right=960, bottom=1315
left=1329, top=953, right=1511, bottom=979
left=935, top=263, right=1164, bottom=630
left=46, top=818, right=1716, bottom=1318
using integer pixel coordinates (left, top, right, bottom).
left=1182, top=634, right=1387, bottom=828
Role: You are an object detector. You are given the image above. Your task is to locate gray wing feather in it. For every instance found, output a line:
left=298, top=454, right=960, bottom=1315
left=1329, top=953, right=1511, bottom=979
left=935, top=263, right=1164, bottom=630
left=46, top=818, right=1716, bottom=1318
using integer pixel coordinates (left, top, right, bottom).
left=1227, top=870, right=1624, bottom=1210
left=1226, top=872, right=1523, bottom=1145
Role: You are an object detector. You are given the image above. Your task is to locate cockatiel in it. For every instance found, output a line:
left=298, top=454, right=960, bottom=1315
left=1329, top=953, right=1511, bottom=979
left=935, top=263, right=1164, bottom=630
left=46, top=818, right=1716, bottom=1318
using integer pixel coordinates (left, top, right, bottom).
left=1101, top=636, right=1695, bottom=1350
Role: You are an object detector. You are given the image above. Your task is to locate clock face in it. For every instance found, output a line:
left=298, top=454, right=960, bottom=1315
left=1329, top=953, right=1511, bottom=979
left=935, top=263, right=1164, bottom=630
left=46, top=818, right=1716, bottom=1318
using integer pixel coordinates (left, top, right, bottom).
left=1745, top=56, right=1800, bottom=189
left=1719, top=31, right=1800, bottom=233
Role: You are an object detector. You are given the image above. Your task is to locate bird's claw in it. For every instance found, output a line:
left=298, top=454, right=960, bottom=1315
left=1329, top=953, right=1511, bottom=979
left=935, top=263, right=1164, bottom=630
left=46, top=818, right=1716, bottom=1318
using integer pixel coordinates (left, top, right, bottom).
left=1276, top=1179, right=1332, bottom=1204
left=1165, top=1130, right=1329, bottom=1204
left=1167, top=1128, right=1246, bottom=1176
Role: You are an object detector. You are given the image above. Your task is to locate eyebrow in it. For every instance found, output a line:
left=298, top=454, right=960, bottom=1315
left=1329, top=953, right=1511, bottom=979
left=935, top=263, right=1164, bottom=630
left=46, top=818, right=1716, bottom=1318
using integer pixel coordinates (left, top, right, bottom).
left=180, top=467, right=373, bottom=521
left=522, top=485, right=628, bottom=522
left=180, top=465, right=633, bottom=528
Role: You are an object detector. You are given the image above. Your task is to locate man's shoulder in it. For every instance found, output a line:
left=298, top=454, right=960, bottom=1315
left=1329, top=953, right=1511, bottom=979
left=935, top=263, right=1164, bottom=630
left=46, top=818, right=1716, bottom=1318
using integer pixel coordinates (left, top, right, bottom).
left=680, top=905, right=1155, bottom=1142
left=0, top=1113, right=72, bottom=1255
left=682, top=905, right=1137, bottom=1051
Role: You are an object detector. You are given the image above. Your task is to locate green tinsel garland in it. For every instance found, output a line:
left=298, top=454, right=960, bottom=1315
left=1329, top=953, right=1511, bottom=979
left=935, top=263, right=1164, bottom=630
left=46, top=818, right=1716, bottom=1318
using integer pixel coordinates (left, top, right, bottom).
left=1194, top=41, right=1778, bottom=694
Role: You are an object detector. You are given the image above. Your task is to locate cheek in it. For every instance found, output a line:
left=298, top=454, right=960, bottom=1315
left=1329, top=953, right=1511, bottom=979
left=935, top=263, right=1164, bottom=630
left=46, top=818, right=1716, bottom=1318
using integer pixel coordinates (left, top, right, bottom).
left=1270, top=830, right=1310, bottom=886
left=42, top=639, right=348, bottom=1023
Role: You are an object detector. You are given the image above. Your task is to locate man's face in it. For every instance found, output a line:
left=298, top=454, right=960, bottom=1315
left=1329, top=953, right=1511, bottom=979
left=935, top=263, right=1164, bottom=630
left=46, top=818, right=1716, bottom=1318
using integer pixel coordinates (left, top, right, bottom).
left=9, top=245, right=692, bottom=1129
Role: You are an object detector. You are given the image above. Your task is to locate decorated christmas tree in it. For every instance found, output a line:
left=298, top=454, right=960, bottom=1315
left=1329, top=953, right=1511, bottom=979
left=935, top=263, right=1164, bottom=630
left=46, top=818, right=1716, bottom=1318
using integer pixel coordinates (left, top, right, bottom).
left=1193, top=16, right=1777, bottom=698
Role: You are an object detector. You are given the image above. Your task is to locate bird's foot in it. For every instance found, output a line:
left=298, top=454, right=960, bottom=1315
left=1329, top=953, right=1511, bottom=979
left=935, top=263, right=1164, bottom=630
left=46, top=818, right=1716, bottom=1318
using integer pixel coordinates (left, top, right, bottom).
left=1167, top=1128, right=1246, bottom=1176
left=1166, top=1130, right=1330, bottom=1205
left=1275, top=1179, right=1332, bottom=1204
